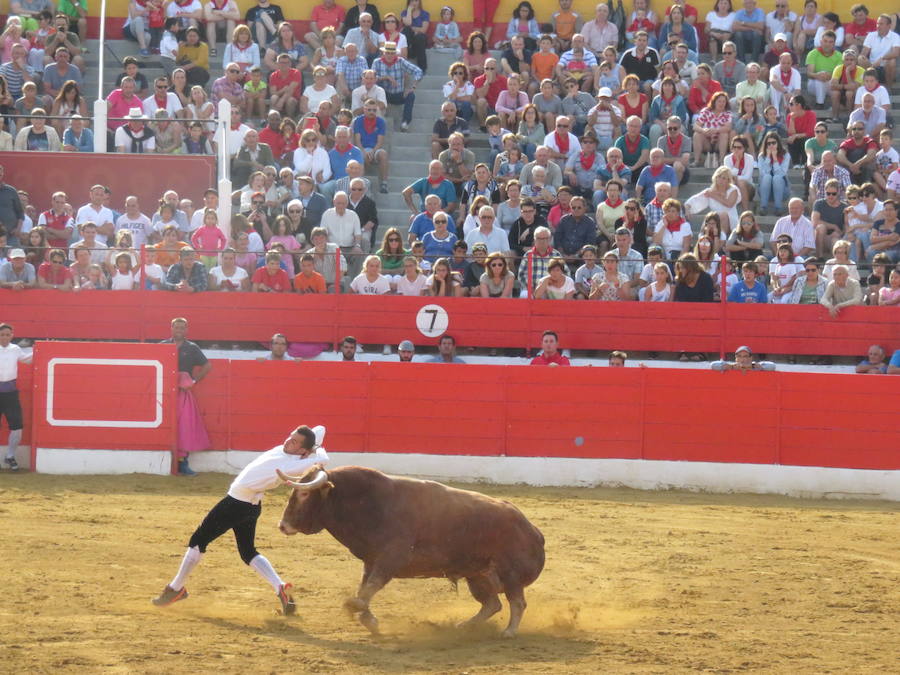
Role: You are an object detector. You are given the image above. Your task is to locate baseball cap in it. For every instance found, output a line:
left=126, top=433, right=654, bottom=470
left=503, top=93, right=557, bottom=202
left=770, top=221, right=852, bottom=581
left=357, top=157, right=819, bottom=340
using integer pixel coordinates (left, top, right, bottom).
left=597, top=87, right=613, bottom=98
left=398, top=339, right=415, bottom=351
left=735, top=345, right=752, bottom=356
left=9, top=248, right=25, bottom=259
left=773, top=33, right=787, bottom=42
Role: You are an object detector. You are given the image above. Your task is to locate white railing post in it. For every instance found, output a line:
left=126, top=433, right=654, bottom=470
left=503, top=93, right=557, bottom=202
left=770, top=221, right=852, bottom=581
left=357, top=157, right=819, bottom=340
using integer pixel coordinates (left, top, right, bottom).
left=216, top=99, right=233, bottom=240
left=93, top=99, right=107, bottom=153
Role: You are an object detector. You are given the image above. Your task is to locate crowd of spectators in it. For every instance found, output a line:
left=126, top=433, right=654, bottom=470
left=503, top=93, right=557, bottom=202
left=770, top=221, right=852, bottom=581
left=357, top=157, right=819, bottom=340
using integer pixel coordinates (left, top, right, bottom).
left=1, top=0, right=899, bottom=315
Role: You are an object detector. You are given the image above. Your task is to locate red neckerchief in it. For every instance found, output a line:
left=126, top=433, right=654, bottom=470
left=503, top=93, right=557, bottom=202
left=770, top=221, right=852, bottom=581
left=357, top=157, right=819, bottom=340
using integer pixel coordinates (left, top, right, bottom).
left=579, top=151, right=596, bottom=171
left=649, top=196, right=662, bottom=210
left=317, top=115, right=331, bottom=130
left=722, top=59, right=735, bottom=79
left=624, top=133, right=641, bottom=155
left=362, top=116, right=377, bottom=134
left=780, top=67, right=792, bottom=87
left=334, top=142, right=351, bottom=154
left=555, top=131, right=570, bottom=154
left=865, top=82, right=878, bottom=93
left=666, top=216, right=686, bottom=233
left=662, top=92, right=675, bottom=105
left=155, top=93, right=167, bottom=107
left=606, top=162, right=624, bottom=173
left=605, top=197, right=622, bottom=208
left=427, top=176, right=443, bottom=186
left=666, top=134, right=683, bottom=156
left=649, top=163, right=665, bottom=177
left=230, top=123, right=241, bottom=130
left=734, top=153, right=745, bottom=173
left=842, top=65, right=857, bottom=84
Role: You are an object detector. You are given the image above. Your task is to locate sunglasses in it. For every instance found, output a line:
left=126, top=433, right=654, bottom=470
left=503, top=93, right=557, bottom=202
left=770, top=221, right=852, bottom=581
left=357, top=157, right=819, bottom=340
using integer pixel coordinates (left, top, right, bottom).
left=815, top=129, right=827, bottom=133
left=853, top=127, right=864, bottom=131
left=434, top=219, right=447, bottom=223
left=252, top=201, right=264, bottom=205
left=453, top=70, right=464, bottom=75
left=481, top=215, right=495, bottom=220
left=489, top=262, right=505, bottom=267
left=825, top=191, right=838, bottom=196
left=625, top=205, right=637, bottom=211
left=805, top=268, right=818, bottom=272
left=723, top=50, right=734, bottom=55
left=288, top=209, right=302, bottom=213
left=156, top=84, right=168, bottom=89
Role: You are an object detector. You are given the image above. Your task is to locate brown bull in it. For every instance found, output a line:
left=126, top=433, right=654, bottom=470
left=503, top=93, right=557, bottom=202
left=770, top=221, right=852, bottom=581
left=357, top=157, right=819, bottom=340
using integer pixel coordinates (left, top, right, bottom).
left=277, top=464, right=545, bottom=637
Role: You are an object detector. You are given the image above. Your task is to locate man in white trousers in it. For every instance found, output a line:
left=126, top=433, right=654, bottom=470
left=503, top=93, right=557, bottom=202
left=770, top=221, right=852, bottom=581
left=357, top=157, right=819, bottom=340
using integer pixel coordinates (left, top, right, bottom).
left=151, top=424, right=329, bottom=614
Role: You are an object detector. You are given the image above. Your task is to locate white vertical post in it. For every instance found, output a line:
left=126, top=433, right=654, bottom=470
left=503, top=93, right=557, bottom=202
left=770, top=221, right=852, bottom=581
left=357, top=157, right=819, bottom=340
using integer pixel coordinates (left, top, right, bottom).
left=93, top=99, right=107, bottom=153
left=216, top=99, right=233, bottom=241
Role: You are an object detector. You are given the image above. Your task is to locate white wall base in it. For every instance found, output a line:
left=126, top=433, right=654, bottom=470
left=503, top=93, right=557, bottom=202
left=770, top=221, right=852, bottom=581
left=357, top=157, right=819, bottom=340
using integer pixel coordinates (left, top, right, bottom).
left=35, top=448, right=172, bottom=475
left=188, top=451, right=900, bottom=502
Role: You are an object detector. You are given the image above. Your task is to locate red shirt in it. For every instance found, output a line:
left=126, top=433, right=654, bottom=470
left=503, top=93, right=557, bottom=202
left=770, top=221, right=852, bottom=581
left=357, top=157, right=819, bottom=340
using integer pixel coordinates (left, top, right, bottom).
left=839, top=135, right=878, bottom=153
left=618, top=92, right=647, bottom=120
left=787, top=109, right=817, bottom=138
left=530, top=352, right=571, bottom=366
left=665, top=3, right=698, bottom=21
left=269, top=68, right=303, bottom=99
left=844, top=18, right=877, bottom=40
left=39, top=209, right=73, bottom=249
left=38, top=262, right=73, bottom=285
left=251, top=267, right=292, bottom=292
left=258, top=126, right=284, bottom=158
left=472, top=73, right=508, bottom=109
left=547, top=203, right=571, bottom=230
left=310, top=3, right=346, bottom=28
left=688, top=79, right=723, bottom=114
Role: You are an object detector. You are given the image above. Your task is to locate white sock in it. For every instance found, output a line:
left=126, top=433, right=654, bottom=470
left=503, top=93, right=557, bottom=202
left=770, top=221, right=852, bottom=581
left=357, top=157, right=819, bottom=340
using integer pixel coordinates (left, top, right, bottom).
left=169, top=546, right=203, bottom=591
left=249, top=555, right=284, bottom=592
left=6, top=429, right=21, bottom=459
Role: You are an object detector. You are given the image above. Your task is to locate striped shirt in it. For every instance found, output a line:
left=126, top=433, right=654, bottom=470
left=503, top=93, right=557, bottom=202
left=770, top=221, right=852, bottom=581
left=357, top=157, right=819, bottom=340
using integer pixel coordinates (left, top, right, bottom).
left=372, top=56, right=423, bottom=95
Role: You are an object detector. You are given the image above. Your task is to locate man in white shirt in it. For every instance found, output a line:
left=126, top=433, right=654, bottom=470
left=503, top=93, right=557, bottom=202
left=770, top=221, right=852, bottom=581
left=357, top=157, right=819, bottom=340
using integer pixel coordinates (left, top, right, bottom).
left=152, top=424, right=329, bottom=613
left=114, top=195, right=154, bottom=249
left=69, top=221, right=109, bottom=265
left=351, top=69, right=387, bottom=116
left=321, top=191, right=363, bottom=274
left=189, top=189, right=219, bottom=232
left=465, top=205, right=509, bottom=254
left=75, top=184, right=116, bottom=245
left=771, top=198, right=816, bottom=257
left=544, top=116, right=582, bottom=169
left=860, top=14, right=900, bottom=87
left=142, top=75, right=184, bottom=117
left=0, top=322, right=32, bottom=471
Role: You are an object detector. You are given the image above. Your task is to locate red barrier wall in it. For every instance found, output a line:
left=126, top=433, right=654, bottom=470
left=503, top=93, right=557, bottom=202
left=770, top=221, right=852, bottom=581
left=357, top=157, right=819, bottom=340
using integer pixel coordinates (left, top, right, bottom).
left=186, top=360, right=900, bottom=471
left=0, top=152, right=216, bottom=214
left=1, top=290, right=897, bottom=357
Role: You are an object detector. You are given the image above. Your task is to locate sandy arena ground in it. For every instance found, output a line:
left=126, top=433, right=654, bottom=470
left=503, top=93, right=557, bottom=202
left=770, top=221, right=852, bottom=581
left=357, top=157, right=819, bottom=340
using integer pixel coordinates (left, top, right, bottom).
left=1, top=472, right=898, bottom=674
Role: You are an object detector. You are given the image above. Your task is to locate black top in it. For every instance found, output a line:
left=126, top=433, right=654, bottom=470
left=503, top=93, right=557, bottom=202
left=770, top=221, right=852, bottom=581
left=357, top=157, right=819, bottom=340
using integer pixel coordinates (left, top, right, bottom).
left=350, top=195, right=379, bottom=247
left=162, top=338, right=209, bottom=374
left=674, top=271, right=715, bottom=302
left=508, top=215, right=546, bottom=256
left=463, top=261, right=485, bottom=287
left=613, top=216, right=649, bottom=256
left=245, top=3, right=285, bottom=25
left=342, top=4, right=381, bottom=33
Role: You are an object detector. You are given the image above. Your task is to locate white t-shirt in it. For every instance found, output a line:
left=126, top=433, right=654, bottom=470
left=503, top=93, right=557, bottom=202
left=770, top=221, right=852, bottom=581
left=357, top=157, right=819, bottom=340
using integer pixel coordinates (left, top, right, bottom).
left=705, top=11, right=735, bottom=32
left=854, top=85, right=891, bottom=107
left=772, top=261, right=802, bottom=290
left=655, top=219, right=693, bottom=253
left=394, top=274, right=428, bottom=296
left=765, top=10, right=797, bottom=38
left=115, top=212, right=154, bottom=248
left=302, top=84, right=337, bottom=113
left=110, top=269, right=138, bottom=290
left=227, top=426, right=328, bottom=505
left=863, top=31, right=900, bottom=63
left=166, top=0, right=202, bottom=19
left=210, top=264, right=249, bottom=289
left=351, top=84, right=387, bottom=113
left=75, top=203, right=116, bottom=245
left=321, top=209, right=361, bottom=247
left=442, top=81, right=475, bottom=99
left=350, top=273, right=391, bottom=294
left=141, top=263, right=164, bottom=288
left=540, top=274, right=576, bottom=299
left=159, top=31, right=179, bottom=61
left=0, top=342, right=30, bottom=382
left=142, top=92, right=184, bottom=118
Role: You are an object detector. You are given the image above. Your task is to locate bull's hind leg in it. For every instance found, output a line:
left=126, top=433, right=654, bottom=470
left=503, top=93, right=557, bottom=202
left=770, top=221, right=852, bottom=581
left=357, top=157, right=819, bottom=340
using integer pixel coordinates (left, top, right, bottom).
left=344, top=563, right=390, bottom=635
left=457, top=574, right=502, bottom=628
left=501, top=586, right=527, bottom=638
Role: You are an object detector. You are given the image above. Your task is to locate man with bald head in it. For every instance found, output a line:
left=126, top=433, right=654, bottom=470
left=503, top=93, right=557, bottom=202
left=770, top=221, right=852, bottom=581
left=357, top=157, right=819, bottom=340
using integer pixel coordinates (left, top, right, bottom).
left=232, top=128, right=275, bottom=188
left=473, top=57, right=507, bottom=130
left=581, top=4, right=618, bottom=56
left=321, top=191, right=364, bottom=275
left=402, top=160, right=459, bottom=215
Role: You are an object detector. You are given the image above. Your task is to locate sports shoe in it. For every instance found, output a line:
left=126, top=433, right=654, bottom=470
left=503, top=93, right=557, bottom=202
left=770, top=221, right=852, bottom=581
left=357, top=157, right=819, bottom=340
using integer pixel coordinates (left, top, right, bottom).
left=277, top=583, right=296, bottom=615
left=139, top=48, right=150, bottom=56
left=4, top=457, right=18, bottom=471
left=380, top=181, right=389, bottom=194
left=152, top=585, right=188, bottom=606
left=177, top=459, right=196, bottom=476
left=400, top=121, right=409, bottom=132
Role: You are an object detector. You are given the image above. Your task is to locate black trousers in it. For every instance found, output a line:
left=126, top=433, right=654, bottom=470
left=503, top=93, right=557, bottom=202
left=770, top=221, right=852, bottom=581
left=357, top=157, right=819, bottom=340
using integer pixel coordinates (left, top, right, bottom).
left=403, top=27, right=428, bottom=72
left=0, top=390, right=23, bottom=431
left=188, top=495, right=261, bottom=564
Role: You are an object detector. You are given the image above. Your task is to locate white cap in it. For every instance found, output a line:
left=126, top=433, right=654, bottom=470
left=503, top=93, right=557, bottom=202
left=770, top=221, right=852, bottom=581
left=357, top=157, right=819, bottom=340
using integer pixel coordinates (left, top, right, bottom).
left=597, top=87, right=613, bottom=98
left=774, top=33, right=787, bottom=42
left=8, top=248, right=26, bottom=259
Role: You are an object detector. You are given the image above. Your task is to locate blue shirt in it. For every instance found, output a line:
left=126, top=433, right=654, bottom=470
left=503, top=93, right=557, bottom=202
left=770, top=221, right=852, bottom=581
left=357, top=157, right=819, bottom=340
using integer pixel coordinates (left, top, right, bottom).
left=728, top=279, right=768, bottom=303
left=410, top=212, right=457, bottom=239
left=734, top=8, right=765, bottom=25
left=63, top=127, right=94, bottom=152
left=351, top=115, right=386, bottom=150
left=409, top=177, right=457, bottom=209
left=327, top=144, right=364, bottom=181
left=421, top=230, right=458, bottom=261
left=636, top=165, right=677, bottom=203
left=890, top=349, right=900, bottom=369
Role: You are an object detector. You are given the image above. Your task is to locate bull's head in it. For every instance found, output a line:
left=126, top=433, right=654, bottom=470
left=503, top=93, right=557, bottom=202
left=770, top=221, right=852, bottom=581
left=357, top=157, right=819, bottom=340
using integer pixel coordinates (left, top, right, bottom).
left=277, top=463, right=333, bottom=535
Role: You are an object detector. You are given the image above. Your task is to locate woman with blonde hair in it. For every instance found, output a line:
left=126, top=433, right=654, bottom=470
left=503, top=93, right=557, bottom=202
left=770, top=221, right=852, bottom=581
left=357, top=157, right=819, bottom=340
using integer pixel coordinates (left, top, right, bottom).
left=393, top=255, right=428, bottom=295
left=699, top=166, right=740, bottom=234
left=292, top=129, right=331, bottom=186
left=311, top=27, right=342, bottom=84
left=222, top=24, right=259, bottom=73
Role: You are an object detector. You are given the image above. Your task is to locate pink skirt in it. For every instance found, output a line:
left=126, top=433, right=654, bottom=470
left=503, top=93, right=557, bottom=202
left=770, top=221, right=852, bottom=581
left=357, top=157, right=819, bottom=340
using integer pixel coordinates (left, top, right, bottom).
left=176, top=388, right=211, bottom=456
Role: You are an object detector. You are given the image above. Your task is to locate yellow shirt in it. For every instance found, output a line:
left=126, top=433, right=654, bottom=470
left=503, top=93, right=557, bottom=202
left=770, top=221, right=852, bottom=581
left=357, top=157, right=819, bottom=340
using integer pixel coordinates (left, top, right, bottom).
left=177, top=42, right=209, bottom=71
left=831, top=64, right=864, bottom=85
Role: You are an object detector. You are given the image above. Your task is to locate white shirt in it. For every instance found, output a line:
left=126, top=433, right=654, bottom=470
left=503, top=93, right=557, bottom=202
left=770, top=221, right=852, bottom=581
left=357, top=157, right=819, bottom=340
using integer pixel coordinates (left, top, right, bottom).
left=321, top=208, right=361, bottom=246
left=543, top=131, right=581, bottom=160
left=863, top=30, right=900, bottom=63
left=724, top=153, right=756, bottom=182
left=442, top=80, right=475, bottom=99
left=771, top=215, right=815, bottom=252
left=292, top=145, right=332, bottom=181
left=227, top=426, right=329, bottom=505
left=770, top=67, right=801, bottom=91
left=115, top=212, right=154, bottom=248
left=705, top=11, right=736, bottom=32
left=110, top=269, right=138, bottom=290
left=0, top=342, right=30, bottom=382
left=854, top=85, right=891, bottom=108
left=350, top=273, right=391, bottom=294
left=69, top=238, right=109, bottom=265
left=765, top=10, right=796, bottom=38
left=352, top=83, right=387, bottom=113
left=813, top=25, right=843, bottom=48
left=302, top=84, right=337, bottom=113
left=142, top=92, right=184, bottom=118
left=114, top=125, right=157, bottom=153
left=655, top=218, right=693, bottom=253
left=159, top=31, right=179, bottom=61
left=227, top=123, right=251, bottom=157
left=75, top=203, right=116, bottom=245
left=464, top=226, right=509, bottom=254
left=394, top=273, right=428, bottom=296
left=209, top=264, right=249, bottom=289
left=166, top=0, right=202, bottom=19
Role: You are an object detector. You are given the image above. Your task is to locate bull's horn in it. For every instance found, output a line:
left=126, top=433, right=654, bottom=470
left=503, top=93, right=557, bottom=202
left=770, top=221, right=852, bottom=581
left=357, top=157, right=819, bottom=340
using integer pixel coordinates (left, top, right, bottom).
left=277, top=468, right=329, bottom=491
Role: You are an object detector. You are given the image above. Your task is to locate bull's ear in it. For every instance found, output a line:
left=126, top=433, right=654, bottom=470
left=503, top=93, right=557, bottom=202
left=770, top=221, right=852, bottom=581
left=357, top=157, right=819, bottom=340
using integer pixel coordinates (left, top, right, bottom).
left=321, top=481, right=335, bottom=497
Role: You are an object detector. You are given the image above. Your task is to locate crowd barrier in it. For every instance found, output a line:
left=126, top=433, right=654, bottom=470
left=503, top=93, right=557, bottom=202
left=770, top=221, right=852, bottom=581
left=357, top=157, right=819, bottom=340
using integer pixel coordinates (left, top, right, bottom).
left=1, top=289, right=897, bottom=357
left=0, top=152, right=216, bottom=213
left=7, top=353, right=898, bottom=476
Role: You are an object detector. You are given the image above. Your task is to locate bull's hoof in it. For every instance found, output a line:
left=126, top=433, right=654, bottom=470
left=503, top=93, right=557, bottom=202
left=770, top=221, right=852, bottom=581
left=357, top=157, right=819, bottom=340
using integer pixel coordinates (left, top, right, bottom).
left=344, top=597, right=367, bottom=613
left=500, top=628, right=517, bottom=639
left=359, top=609, right=380, bottom=634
